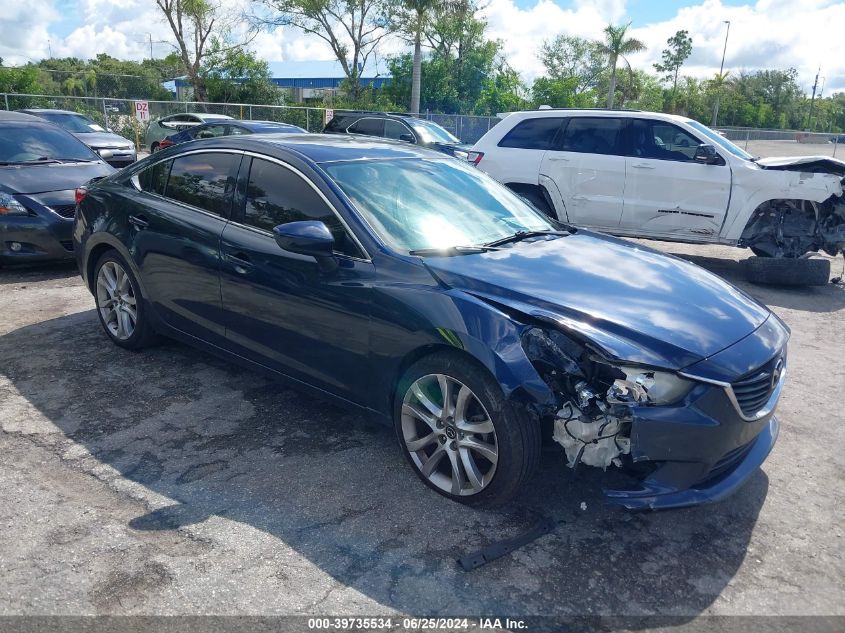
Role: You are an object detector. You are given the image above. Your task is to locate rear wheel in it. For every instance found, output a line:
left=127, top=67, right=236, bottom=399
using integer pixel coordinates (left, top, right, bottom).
left=150, top=142, right=160, bottom=153
left=94, top=251, right=157, bottom=349
left=519, top=189, right=555, bottom=219
left=394, top=352, right=540, bottom=506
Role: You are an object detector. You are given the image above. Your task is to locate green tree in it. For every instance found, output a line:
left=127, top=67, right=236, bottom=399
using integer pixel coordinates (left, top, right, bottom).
left=538, top=35, right=605, bottom=95
left=254, top=0, right=394, bottom=101
left=202, top=46, right=281, bottom=104
left=653, top=29, right=693, bottom=112
left=597, top=22, right=645, bottom=109
left=0, top=60, right=40, bottom=94
left=156, top=0, right=253, bottom=102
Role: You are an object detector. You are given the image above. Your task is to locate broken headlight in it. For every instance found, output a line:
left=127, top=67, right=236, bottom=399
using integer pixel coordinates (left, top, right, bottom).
left=605, top=365, right=694, bottom=406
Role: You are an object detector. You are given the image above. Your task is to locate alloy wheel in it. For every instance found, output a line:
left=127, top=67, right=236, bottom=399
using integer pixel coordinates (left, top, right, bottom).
left=401, top=373, right=499, bottom=496
left=96, top=260, right=137, bottom=341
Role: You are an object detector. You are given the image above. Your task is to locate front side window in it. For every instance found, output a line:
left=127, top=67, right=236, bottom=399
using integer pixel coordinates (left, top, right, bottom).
left=348, top=118, right=384, bottom=137
left=385, top=120, right=412, bottom=141
left=323, top=158, right=556, bottom=253
left=243, top=158, right=362, bottom=258
left=498, top=117, right=565, bottom=150
left=164, top=152, right=239, bottom=217
left=630, top=120, right=702, bottom=161
left=557, top=117, right=624, bottom=155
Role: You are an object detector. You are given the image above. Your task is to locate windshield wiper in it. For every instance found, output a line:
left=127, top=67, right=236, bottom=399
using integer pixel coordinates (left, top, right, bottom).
left=483, top=230, right=570, bottom=248
left=409, top=245, right=499, bottom=256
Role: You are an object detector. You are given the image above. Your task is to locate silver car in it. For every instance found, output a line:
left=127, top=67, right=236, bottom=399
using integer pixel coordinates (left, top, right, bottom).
left=145, top=112, right=233, bottom=152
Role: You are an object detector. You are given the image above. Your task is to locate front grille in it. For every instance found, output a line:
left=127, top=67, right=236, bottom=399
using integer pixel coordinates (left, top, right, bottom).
left=50, top=204, right=77, bottom=219
left=731, top=355, right=782, bottom=417
left=59, top=240, right=74, bottom=252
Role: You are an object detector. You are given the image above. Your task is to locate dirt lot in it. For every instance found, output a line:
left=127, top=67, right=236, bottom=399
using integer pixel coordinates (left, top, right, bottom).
left=0, top=243, right=843, bottom=629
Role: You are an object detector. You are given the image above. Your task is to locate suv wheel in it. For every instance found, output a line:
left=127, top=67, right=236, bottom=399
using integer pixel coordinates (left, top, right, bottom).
left=394, top=352, right=540, bottom=506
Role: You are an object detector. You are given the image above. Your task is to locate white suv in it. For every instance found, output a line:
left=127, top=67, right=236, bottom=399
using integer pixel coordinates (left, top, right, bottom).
left=469, top=109, right=845, bottom=281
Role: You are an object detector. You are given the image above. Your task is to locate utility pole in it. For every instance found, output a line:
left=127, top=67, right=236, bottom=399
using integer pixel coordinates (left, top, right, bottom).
left=149, top=33, right=154, bottom=61
left=806, top=66, right=820, bottom=130
left=711, top=20, right=730, bottom=127
left=48, top=39, right=52, bottom=59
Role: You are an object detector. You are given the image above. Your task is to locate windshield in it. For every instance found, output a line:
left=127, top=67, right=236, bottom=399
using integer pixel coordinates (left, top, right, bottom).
left=687, top=120, right=754, bottom=160
left=323, top=158, right=556, bottom=253
left=38, top=112, right=106, bottom=134
left=0, top=123, right=99, bottom=163
left=409, top=120, right=460, bottom=144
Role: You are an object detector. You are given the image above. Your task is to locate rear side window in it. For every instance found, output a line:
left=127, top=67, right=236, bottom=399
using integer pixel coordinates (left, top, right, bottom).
left=348, top=118, right=384, bottom=137
left=498, top=117, right=565, bottom=150
left=164, top=152, right=239, bottom=217
left=242, top=158, right=362, bottom=258
left=138, top=161, right=170, bottom=195
left=557, top=117, right=625, bottom=155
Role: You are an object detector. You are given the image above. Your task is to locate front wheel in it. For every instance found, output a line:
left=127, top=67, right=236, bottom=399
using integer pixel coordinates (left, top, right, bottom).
left=394, top=352, right=540, bottom=506
left=94, top=251, right=157, bottom=349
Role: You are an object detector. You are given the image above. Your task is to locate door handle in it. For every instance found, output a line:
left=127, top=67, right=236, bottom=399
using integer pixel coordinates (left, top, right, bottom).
left=129, top=214, right=149, bottom=229
left=224, top=251, right=254, bottom=274
left=631, top=163, right=656, bottom=169
left=546, top=156, right=570, bottom=162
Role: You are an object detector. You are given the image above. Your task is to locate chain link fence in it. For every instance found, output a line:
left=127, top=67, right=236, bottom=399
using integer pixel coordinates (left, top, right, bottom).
left=5, top=93, right=837, bottom=156
left=2, top=93, right=503, bottom=149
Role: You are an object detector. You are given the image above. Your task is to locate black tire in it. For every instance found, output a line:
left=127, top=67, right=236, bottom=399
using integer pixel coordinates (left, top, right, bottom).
left=150, top=142, right=159, bottom=153
left=518, top=188, right=555, bottom=219
left=93, top=250, right=158, bottom=350
left=745, top=255, right=830, bottom=286
left=750, top=247, right=771, bottom=258
left=393, top=351, right=540, bottom=507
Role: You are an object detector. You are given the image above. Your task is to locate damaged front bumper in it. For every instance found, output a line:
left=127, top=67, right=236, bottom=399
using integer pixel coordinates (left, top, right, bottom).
left=525, top=314, right=790, bottom=511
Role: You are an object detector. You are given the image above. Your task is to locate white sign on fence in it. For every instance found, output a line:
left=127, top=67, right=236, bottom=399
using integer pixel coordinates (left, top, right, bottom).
left=134, top=101, right=150, bottom=122
left=324, top=108, right=333, bottom=126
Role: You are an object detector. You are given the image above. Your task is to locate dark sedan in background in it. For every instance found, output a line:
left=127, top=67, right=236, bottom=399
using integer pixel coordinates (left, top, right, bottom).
left=0, top=111, right=113, bottom=266
left=19, top=109, right=137, bottom=168
left=158, top=119, right=306, bottom=150
left=73, top=134, right=787, bottom=510
left=323, top=111, right=472, bottom=159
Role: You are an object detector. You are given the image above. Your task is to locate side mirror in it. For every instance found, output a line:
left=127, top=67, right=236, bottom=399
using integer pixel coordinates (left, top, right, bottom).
left=398, top=133, right=415, bottom=143
left=273, top=221, right=337, bottom=272
left=694, top=143, right=719, bottom=164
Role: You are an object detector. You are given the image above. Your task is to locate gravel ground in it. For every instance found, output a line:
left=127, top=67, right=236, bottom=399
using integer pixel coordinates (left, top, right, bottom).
left=0, top=243, right=843, bottom=629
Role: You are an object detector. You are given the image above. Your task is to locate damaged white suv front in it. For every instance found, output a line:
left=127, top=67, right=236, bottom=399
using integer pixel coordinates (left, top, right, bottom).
left=469, top=110, right=845, bottom=282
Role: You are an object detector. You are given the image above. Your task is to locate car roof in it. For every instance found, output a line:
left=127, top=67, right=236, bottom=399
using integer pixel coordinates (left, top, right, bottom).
left=330, top=111, right=432, bottom=126
left=198, top=119, right=303, bottom=130
left=0, top=111, right=44, bottom=122
left=18, top=108, right=82, bottom=115
left=500, top=108, right=693, bottom=124
left=175, top=133, right=443, bottom=163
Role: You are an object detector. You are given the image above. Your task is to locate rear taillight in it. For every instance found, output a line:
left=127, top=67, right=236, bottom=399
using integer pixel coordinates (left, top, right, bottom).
left=159, top=139, right=174, bottom=149
left=75, top=187, right=87, bottom=205
left=467, top=151, right=484, bottom=166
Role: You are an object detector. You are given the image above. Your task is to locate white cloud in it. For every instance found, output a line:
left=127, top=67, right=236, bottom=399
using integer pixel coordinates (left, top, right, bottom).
left=5, top=0, right=845, bottom=95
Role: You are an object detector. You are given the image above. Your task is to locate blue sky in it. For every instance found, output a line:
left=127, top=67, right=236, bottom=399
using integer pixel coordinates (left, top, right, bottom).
left=3, top=0, right=845, bottom=94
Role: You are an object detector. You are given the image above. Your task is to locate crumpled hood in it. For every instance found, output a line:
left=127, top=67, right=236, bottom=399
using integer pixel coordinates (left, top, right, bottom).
left=756, top=155, right=845, bottom=176
left=424, top=231, right=771, bottom=370
left=74, top=132, right=135, bottom=149
left=0, top=162, right=114, bottom=195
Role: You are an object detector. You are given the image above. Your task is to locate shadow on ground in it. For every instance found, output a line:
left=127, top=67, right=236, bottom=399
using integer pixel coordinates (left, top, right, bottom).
left=0, top=304, right=768, bottom=620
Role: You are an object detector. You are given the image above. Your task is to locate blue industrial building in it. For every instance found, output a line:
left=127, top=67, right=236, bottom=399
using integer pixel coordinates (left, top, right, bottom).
left=170, top=60, right=391, bottom=102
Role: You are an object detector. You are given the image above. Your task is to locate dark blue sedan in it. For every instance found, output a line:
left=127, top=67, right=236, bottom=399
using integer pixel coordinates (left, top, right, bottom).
left=73, top=134, right=788, bottom=509
left=158, top=119, right=306, bottom=150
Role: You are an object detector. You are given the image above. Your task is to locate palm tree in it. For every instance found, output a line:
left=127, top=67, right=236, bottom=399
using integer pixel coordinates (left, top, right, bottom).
left=709, top=70, right=731, bottom=126
left=599, top=22, right=646, bottom=109
left=401, top=0, right=458, bottom=114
